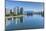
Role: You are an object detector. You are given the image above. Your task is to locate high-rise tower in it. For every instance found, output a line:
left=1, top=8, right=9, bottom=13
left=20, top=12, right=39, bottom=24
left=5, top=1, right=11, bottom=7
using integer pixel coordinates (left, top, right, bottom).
left=20, top=7, right=23, bottom=15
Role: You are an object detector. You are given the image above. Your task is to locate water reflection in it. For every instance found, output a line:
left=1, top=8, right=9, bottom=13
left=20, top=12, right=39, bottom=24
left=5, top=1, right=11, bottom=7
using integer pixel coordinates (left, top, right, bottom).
left=6, top=16, right=23, bottom=24
left=20, top=17, right=23, bottom=23
left=5, top=15, right=44, bottom=30
left=8, top=18, right=12, bottom=20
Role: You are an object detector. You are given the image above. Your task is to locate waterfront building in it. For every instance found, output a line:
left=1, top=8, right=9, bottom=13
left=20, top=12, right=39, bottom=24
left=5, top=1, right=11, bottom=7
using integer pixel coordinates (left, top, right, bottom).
left=5, top=8, right=10, bottom=15
left=10, top=9, right=12, bottom=14
left=20, top=7, right=23, bottom=15
left=13, top=7, right=20, bottom=15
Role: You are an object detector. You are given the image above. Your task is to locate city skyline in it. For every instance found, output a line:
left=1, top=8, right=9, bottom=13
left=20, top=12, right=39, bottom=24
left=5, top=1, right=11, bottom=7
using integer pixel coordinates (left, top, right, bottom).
left=5, top=0, right=44, bottom=12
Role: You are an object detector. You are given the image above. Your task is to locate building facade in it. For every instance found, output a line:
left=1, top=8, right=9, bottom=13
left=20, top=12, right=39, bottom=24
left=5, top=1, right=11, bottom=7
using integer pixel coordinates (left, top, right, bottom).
left=5, top=8, right=10, bottom=15
left=20, top=7, right=23, bottom=15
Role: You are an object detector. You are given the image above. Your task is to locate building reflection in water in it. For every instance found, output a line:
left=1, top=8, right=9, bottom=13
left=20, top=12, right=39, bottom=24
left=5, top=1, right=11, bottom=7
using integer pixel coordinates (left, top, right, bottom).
left=20, top=16, right=23, bottom=23
left=6, top=16, right=23, bottom=24
left=13, top=16, right=23, bottom=24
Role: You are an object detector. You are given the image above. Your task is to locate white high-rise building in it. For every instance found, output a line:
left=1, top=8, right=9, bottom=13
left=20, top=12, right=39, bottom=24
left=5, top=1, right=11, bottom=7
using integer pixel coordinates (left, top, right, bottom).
left=13, top=7, right=16, bottom=14
left=5, top=8, right=10, bottom=14
left=13, top=7, right=20, bottom=15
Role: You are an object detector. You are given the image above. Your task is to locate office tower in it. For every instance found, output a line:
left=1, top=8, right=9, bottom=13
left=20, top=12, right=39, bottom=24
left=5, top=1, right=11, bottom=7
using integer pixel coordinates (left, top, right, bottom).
left=5, top=8, right=10, bottom=15
left=20, top=7, right=23, bottom=15
left=13, top=7, right=20, bottom=15
left=17, top=6, right=19, bottom=15
left=10, top=9, right=12, bottom=14
left=13, top=7, right=16, bottom=15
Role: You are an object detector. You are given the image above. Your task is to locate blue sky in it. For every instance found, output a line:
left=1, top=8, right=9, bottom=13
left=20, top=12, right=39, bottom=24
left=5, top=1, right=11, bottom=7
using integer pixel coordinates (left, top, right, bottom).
left=5, top=0, right=44, bottom=12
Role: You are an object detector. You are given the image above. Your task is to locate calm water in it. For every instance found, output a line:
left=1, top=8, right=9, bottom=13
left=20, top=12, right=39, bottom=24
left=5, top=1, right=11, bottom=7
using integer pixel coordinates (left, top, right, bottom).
left=5, top=15, right=44, bottom=30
